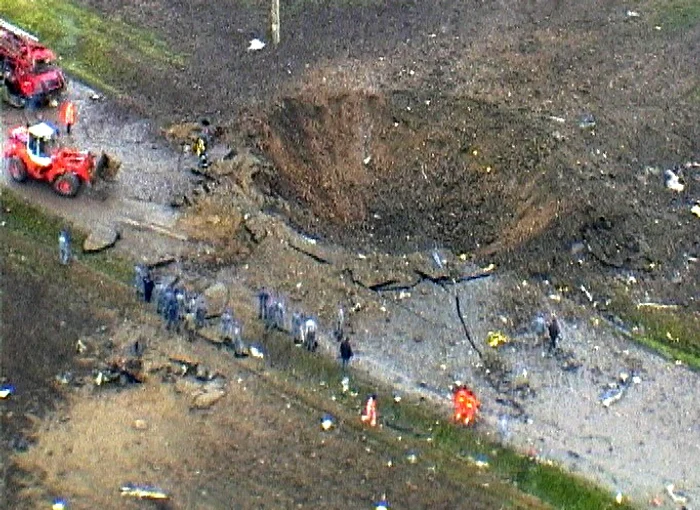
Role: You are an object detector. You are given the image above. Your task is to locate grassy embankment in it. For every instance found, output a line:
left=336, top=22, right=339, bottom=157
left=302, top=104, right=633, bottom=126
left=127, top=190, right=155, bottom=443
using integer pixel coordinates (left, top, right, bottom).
left=0, top=0, right=184, bottom=97
left=0, top=190, right=634, bottom=510
left=653, top=0, right=700, bottom=103
left=609, top=288, right=700, bottom=372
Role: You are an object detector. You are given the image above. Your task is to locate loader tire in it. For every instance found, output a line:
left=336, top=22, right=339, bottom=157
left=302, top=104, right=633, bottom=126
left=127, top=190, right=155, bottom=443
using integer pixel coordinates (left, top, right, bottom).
left=53, top=173, right=81, bottom=197
left=8, top=157, right=28, bottom=183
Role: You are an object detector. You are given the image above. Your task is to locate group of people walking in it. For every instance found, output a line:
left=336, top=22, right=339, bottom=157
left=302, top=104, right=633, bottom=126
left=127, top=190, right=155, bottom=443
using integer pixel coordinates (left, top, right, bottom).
left=135, top=265, right=210, bottom=342
left=257, top=288, right=354, bottom=369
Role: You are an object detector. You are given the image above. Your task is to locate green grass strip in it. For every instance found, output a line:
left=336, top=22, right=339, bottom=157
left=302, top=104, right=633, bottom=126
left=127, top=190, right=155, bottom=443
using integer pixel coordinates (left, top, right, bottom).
left=608, top=288, right=700, bottom=371
left=654, top=0, right=700, bottom=29
left=0, top=1, right=185, bottom=94
left=0, top=188, right=133, bottom=284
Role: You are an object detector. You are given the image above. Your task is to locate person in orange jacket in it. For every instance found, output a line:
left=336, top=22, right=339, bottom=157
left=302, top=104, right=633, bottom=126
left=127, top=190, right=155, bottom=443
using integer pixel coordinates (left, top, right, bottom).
left=453, top=385, right=480, bottom=426
left=59, top=101, right=77, bottom=135
left=361, top=394, right=378, bottom=427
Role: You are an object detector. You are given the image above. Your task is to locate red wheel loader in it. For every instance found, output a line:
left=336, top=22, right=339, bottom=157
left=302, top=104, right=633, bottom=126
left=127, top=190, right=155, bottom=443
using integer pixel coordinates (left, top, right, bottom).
left=3, top=121, right=120, bottom=197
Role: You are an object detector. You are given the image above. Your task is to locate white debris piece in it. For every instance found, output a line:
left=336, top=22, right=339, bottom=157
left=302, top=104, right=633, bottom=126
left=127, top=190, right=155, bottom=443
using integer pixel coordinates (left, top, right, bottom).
left=247, top=38, right=266, bottom=51
left=691, top=203, right=700, bottom=218
left=626, top=10, right=640, bottom=18
left=666, top=484, right=689, bottom=505
left=249, top=345, right=265, bottom=359
left=664, top=169, right=685, bottom=192
left=320, top=414, right=336, bottom=431
left=580, top=285, right=593, bottom=302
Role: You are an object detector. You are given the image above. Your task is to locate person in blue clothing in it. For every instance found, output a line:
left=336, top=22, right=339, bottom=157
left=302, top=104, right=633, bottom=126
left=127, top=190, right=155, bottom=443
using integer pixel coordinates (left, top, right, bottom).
left=58, top=228, right=72, bottom=265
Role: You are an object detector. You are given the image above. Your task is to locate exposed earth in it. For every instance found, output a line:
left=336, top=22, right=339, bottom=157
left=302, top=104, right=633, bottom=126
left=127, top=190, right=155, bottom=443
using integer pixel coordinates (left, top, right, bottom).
left=1, top=0, right=700, bottom=508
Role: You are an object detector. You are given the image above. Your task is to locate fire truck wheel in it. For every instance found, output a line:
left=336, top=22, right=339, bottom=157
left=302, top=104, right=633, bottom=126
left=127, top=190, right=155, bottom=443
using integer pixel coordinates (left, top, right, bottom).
left=53, top=173, right=81, bottom=197
left=8, top=158, right=28, bottom=183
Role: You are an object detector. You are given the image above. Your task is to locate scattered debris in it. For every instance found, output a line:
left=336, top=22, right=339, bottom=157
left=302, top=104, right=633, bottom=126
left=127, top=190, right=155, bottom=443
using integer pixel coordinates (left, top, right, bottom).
left=94, top=357, right=145, bottom=386
left=636, top=302, right=679, bottom=310
left=691, top=203, right=700, bottom=218
left=406, top=451, right=419, bottom=464
left=615, top=491, right=624, bottom=504
left=132, top=419, right=148, bottom=431
left=431, top=250, right=444, bottom=269
left=52, top=498, right=68, bottom=510
left=0, top=383, right=15, bottom=399
left=375, top=495, right=390, bottom=509
left=321, top=414, right=336, bottom=431
left=341, top=376, right=350, bottom=393
left=191, top=388, right=226, bottom=409
left=247, top=38, right=265, bottom=51
left=486, top=331, right=510, bottom=348
left=55, top=372, right=73, bottom=385
left=580, top=285, right=594, bottom=302
left=664, top=169, right=685, bottom=192
left=579, top=113, right=596, bottom=129
left=249, top=345, right=265, bottom=359
left=75, top=338, right=87, bottom=354
left=626, top=10, right=640, bottom=18
left=466, top=453, right=490, bottom=469
left=599, top=387, right=625, bottom=407
left=666, top=484, right=689, bottom=505
left=120, top=483, right=169, bottom=500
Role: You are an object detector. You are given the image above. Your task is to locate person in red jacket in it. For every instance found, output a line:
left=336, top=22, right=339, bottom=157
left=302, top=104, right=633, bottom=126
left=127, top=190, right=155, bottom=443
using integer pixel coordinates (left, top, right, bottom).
left=59, top=101, right=77, bottom=135
left=453, top=385, right=480, bottom=426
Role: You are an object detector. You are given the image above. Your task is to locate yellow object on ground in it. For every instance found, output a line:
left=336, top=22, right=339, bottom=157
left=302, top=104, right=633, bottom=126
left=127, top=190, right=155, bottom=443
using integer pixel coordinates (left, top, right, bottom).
left=486, top=331, right=510, bottom=348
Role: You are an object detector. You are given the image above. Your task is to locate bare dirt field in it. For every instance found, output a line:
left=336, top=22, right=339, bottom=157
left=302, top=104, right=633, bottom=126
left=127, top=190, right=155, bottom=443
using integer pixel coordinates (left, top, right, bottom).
left=1, top=0, right=699, bottom=508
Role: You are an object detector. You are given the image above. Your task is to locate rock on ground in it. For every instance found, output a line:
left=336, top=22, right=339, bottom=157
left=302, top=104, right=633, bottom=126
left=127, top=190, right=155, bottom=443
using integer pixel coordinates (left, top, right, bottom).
left=83, top=225, right=119, bottom=253
left=204, top=282, right=229, bottom=315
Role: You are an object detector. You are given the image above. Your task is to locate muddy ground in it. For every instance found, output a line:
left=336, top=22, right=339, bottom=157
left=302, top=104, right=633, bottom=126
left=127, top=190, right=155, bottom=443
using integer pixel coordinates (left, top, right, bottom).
left=1, top=0, right=700, bottom=508
left=1, top=232, right=548, bottom=510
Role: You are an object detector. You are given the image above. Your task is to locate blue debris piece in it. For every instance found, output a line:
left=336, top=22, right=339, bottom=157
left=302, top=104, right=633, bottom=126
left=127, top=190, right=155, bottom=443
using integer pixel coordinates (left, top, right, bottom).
left=52, top=497, right=68, bottom=510
left=0, top=383, right=15, bottom=399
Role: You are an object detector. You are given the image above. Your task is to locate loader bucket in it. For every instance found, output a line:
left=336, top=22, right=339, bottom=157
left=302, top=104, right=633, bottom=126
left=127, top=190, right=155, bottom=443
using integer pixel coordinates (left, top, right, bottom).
left=95, top=152, right=121, bottom=181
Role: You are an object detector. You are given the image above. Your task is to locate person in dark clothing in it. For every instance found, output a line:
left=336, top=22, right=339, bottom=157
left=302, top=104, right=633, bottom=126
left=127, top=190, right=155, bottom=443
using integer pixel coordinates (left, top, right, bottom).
left=166, top=295, right=180, bottom=332
left=340, top=337, right=353, bottom=370
left=143, top=274, right=155, bottom=303
left=258, top=288, right=270, bottom=320
left=548, top=314, right=560, bottom=352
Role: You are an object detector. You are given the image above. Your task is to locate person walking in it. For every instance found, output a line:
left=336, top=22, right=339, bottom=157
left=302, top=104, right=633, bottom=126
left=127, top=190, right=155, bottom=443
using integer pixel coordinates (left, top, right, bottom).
left=58, top=228, right=72, bottom=265
left=166, top=293, right=180, bottom=333
left=143, top=273, right=155, bottom=303
left=361, top=394, right=378, bottom=427
left=258, top=288, right=270, bottom=320
left=548, top=314, right=560, bottom=352
left=220, top=307, right=234, bottom=343
left=340, top=337, right=353, bottom=371
left=58, top=100, right=77, bottom=135
left=334, top=305, right=345, bottom=342
left=194, top=295, right=207, bottom=330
